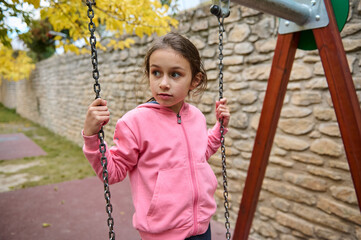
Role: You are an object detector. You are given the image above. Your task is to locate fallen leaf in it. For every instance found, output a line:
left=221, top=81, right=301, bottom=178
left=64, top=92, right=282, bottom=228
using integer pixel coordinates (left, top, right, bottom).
left=42, top=223, right=51, bottom=228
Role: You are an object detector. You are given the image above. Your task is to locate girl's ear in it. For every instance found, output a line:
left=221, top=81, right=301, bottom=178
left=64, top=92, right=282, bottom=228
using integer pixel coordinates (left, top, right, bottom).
left=190, top=72, right=202, bottom=90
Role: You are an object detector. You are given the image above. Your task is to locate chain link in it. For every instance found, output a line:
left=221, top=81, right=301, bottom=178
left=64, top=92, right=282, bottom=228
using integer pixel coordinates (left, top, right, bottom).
left=217, top=16, right=231, bottom=240
left=86, top=1, right=115, bottom=239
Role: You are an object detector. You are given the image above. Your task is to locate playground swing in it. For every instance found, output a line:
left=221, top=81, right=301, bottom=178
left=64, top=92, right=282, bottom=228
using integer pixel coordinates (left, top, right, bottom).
left=85, top=0, right=233, bottom=239
left=86, top=0, right=361, bottom=239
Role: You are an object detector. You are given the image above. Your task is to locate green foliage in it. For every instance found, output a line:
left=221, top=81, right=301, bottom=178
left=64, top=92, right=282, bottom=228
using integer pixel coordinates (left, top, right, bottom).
left=19, top=19, right=56, bottom=61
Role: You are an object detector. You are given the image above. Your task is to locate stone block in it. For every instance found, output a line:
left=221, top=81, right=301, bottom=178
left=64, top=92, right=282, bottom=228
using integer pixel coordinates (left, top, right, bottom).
left=255, top=38, right=277, bottom=53
left=201, top=48, right=215, bottom=58
left=310, top=138, right=343, bottom=157
left=234, top=139, right=254, bottom=152
left=253, top=219, right=278, bottom=238
left=329, top=160, right=350, bottom=171
left=269, top=156, right=294, bottom=168
left=287, top=82, right=301, bottom=90
left=191, top=19, right=208, bottom=32
left=274, top=135, right=309, bottom=151
left=229, top=82, right=248, bottom=91
left=189, top=35, right=206, bottom=49
left=291, top=203, right=351, bottom=233
left=291, top=152, right=324, bottom=166
left=314, top=226, right=340, bottom=240
left=229, top=112, right=248, bottom=129
left=234, top=42, right=254, bottom=55
left=237, top=90, right=258, bottom=105
left=245, top=53, right=272, bottom=64
left=253, top=17, right=275, bottom=39
left=250, top=81, right=267, bottom=91
left=263, top=179, right=316, bottom=205
left=223, top=55, right=244, bottom=66
left=330, top=186, right=358, bottom=205
left=305, top=77, right=328, bottom=90
left=306, top=165, right=343, bottom=181
left=265, top=166, right=284, bottom=180
left=284, top=172, right=328, bottom=192
left=250, top=113, right=260, bottom=130
left=356, top=227, right=361, bottom=240
left=281, top=107, right=312, bottom=118
left=271, top=197, right=291, bottom=212
left=342, top=38, right=361, bottom=52
left=275, top=211, right=314, bottom=236
left=231, top=158, right=249, bottom=171
left=317, top=196, right=361, bottom=225
left=242, top=105, right=257, bottom=113
left=242, top=65, right=271, bottom=81
left=318, top=122, right=341, bottom=137
left=228, top=23, right=251, bottom=43
left=291, top=91, right=322, bottom=106
left=278, top=118, right=314, bottom=135
left=313, top=107, right=337, bottom=121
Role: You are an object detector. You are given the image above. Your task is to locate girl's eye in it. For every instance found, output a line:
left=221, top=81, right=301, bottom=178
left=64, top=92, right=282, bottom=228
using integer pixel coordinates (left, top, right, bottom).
left=152, top=70, right=161, bottom=77
left=171, top=72, right=181, bottom=78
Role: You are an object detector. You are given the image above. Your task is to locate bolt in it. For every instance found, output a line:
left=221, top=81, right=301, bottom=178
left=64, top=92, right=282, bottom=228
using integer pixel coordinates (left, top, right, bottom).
left=311, top=0, right=316, bottom=6
left=315, top=15, right=320, bottom=21
left=285, top=21, right=290, bottom=26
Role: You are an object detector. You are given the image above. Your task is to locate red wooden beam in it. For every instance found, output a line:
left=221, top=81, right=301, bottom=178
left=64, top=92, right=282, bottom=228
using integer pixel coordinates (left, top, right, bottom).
left=313, top=0, right=361, bottom=210
left=233, top=32, right=300, bottom=239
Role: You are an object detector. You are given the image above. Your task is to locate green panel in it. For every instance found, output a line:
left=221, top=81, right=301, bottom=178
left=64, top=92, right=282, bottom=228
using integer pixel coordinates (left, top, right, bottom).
left=297, top=0, right=349, bottom=50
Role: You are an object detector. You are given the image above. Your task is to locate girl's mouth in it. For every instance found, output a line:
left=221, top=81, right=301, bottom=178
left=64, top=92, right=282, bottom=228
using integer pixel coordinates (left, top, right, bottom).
left=158, top=93, right=172, bottom=100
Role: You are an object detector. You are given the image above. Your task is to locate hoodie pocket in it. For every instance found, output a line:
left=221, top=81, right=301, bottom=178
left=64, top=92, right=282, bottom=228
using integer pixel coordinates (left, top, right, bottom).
left=197, top=163, right=218, bottom=222
left=146, top=167, right=193, bottom=233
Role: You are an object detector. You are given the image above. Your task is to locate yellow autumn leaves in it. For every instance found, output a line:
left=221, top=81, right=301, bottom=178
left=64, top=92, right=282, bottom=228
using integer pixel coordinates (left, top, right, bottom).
left=1, top=0, right=178, bottom=82
left=0, top=42, right=35, bottom=83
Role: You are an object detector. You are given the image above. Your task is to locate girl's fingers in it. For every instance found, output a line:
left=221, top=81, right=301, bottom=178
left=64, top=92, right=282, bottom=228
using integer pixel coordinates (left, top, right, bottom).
left=98, top=116, right=110, bottom=124
left=215, top=98, right=230, bottom=127
left=216, top=98, right=227, bottom=108
left=84, top=99, right=110, bottom=136
left=91, top=98, right=107, bottom=107
left=93, top=109, right=110, bottom=116
left=220, top=98, right=227, bottom=104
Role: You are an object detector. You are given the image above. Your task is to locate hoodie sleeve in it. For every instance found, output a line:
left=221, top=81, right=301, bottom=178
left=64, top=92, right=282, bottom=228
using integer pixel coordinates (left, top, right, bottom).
left=82, top=119, right=139, bottom=184
left=205, top=121, right=228, bottom=160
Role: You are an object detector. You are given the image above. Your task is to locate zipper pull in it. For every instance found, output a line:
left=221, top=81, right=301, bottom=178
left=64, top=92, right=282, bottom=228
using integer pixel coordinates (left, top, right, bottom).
left=177, top=113, right=181, bottom=124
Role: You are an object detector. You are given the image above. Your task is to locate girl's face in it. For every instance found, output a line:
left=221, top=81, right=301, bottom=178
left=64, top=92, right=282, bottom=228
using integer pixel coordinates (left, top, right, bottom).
left=149, top=47, right=199, bottom=113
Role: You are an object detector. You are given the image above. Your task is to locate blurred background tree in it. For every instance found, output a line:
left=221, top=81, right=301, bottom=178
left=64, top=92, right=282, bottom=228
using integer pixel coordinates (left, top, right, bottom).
left=0, top=0, right=178, bottom=82
left=19, top=18, right=56, bottom=61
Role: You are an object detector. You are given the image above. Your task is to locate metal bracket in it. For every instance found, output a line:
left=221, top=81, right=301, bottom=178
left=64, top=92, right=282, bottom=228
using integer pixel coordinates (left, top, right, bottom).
left=210, top=0, right=230, bottom=18
left=278, top=0, right=329, bottom=34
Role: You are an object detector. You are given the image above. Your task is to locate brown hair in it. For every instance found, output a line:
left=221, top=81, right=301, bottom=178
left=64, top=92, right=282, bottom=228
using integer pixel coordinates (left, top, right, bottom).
left=144, top=32, right=207, bottom=97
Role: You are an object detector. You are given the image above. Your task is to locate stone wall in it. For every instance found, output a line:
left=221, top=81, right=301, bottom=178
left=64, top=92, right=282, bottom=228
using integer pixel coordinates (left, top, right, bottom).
left=1, top=1, right=361, bottom=239
left=0, top=79, right=17, bottom=109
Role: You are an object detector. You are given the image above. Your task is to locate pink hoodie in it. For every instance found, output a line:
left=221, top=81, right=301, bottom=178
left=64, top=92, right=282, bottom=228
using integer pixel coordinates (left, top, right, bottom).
left=83, top=102, right=227, bottom=240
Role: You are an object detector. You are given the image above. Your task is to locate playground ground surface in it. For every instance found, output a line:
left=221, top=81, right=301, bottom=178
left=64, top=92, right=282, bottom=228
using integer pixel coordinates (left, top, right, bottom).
left=0, top=175, right=230, bottom=240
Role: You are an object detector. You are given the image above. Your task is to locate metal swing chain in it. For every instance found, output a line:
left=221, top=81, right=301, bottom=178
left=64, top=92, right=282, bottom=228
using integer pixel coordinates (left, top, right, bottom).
left=217, top=16, right=231, bottom=240
left=86, top=1, right=115, bottom=239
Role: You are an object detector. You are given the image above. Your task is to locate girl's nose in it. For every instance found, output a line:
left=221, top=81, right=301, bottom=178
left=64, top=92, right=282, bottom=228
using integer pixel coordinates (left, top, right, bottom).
left=159, top=76, right=170, bottom=89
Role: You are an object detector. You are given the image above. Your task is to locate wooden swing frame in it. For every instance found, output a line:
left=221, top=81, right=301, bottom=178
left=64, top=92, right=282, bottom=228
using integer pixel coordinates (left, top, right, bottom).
left=233, top=0, right=361, bottom=238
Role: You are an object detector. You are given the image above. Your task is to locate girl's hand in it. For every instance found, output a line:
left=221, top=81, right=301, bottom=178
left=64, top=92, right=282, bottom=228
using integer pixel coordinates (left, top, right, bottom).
left=83, top=98, right=110, bottom=136
left=216, top=98, right=230, bottom=128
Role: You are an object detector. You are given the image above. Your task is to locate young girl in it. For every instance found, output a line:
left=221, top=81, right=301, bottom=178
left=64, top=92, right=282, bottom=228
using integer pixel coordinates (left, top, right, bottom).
left=83, top=32, right=230, bottom=240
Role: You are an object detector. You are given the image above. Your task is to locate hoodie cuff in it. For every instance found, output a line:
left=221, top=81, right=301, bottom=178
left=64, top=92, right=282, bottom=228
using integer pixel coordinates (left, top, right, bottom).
left=82, top=130, right=100, bottom=151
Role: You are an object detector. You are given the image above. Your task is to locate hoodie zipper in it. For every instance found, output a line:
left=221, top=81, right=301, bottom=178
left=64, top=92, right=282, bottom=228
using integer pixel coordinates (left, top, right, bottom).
left=177, top=112, right=199, bottom=236
left=177, top=113, right=181, bottom=124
